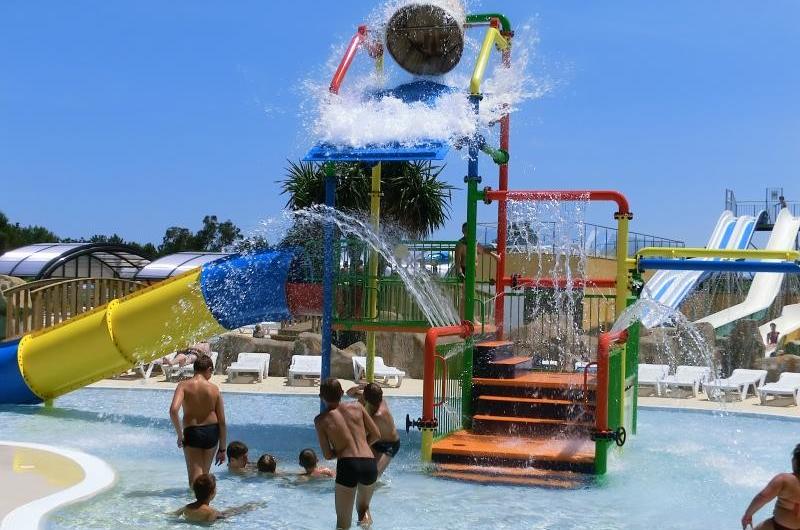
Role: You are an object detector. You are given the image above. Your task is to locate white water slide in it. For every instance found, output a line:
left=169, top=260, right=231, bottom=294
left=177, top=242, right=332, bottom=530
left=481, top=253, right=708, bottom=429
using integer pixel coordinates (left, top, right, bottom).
left=639, top=210, right=760, bottom=328
left=697, top=209, right=800, bottom=354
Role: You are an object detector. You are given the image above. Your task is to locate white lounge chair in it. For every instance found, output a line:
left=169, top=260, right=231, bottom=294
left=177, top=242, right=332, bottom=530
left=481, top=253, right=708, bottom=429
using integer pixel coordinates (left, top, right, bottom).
left=704, top=369, right=768, bottom=401
left=574, top=361, right=597, bottom=374
left=658, top=366, right=711, bottom=397
left=288, top=355, right=321, bottom=386
left=352, top=356, right=406, bottom=388
left=758, top=372, right=800, bottom=405
left=173, top=352, right=219, bottom=380
left=226, top=352, right=270, bottom=383
left=638, top=364, right=670, bottom=396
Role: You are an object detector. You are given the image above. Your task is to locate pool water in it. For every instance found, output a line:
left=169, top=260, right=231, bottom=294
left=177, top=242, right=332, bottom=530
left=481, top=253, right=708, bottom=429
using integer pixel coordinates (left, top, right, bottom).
left=0, top=389, right=795, bottom=529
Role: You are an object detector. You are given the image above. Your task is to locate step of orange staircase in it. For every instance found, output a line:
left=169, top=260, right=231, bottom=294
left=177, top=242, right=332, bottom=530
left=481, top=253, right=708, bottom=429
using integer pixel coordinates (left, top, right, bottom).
left=431, top=430, right=595, bottom=472
left=477, top=395, right=593, bottom=407
left=432, top=463, right=590, bottom=488
left=473, top=371, right=594, bottom=389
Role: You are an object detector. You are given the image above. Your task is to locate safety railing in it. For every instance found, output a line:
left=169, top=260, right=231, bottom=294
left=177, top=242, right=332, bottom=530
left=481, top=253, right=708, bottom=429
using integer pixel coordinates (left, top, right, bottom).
left=4, top=277, right=145, bottom=338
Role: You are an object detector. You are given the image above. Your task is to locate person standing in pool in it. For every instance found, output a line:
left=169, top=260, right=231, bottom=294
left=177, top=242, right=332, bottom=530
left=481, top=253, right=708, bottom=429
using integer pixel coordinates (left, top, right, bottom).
left=169, top=355, right=227, bottom=486
left=742, top=444, right=800, bottom=529
left=315, top=378, right=381, bottom=529
left=347, top=383, right=401, bottom=477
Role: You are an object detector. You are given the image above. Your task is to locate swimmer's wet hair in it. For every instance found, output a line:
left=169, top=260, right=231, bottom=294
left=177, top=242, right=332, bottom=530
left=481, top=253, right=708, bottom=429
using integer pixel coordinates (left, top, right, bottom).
left=363, top=383, right=383, bottom=407
left=320, top=377, right=343, bottom=403
left=227, top=441, right=248, bottom=460
left=192, top=473, right=216, bottom=502
left=193, top=354, right=214, bottom=373
left=299, top=448, right=318, bottom=470
left=257, top=454, right=276, bottom=473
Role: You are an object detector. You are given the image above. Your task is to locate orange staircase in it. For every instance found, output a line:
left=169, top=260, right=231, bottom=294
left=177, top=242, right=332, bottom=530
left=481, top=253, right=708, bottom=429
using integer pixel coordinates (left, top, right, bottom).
left=430, top=340, right=597, bottom=486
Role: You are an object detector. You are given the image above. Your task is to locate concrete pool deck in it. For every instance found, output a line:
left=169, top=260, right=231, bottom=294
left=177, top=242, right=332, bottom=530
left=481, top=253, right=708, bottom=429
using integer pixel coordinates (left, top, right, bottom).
left=86, top=374, right=800, bottom=419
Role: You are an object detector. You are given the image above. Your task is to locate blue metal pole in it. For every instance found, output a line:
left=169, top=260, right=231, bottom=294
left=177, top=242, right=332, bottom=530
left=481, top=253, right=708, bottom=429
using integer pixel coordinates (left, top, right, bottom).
left=638, top=258, right=800, bottom=274
left=321, top=164, right=336, bottom=411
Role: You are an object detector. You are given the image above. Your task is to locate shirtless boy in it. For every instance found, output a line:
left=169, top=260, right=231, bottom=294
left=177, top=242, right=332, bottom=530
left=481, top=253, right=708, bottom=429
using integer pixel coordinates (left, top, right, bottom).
left=742, top=444, right=800, bottom=529
left=315, top=378, right=381, bottom=529
left=298, top=448, right=335, bottom=478
left=169, top=355, right=227, bottom=486
left=175, top=473, right=257, bottom=523
left=347, top=383, right=401, bottom=477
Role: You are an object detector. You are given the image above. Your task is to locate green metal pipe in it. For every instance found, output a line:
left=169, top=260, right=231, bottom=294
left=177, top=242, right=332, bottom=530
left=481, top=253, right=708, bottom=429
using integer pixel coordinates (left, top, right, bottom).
left=480, top=144, right=509, bottom=165
left=466, top=13, right=512, bottom=33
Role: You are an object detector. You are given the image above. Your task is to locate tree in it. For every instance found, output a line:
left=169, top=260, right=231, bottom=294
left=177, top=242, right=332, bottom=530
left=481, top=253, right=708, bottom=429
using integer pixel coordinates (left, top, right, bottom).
left=157, top=216, right=243, bottom=256
left=280, top=160, right=454, bottom=239
left=0, top=211, right=60, bottom=252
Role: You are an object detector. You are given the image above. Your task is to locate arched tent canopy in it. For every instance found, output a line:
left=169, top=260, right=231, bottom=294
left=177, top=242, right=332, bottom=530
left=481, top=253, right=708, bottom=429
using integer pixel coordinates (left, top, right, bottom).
left=0, top=243, right=151, bottom=280
left=135, top=252, right=230, bottom=281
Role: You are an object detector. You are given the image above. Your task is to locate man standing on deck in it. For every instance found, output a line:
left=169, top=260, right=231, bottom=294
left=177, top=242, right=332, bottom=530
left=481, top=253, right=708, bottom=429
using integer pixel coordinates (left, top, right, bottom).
left=315, top=378, right=381, bottom=529
left=170, top=355, right=227, bottom=486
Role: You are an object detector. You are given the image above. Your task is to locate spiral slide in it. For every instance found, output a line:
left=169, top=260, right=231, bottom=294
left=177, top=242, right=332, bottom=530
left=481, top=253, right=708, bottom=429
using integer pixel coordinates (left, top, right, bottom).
left=0, top=250, right=318, bottom=405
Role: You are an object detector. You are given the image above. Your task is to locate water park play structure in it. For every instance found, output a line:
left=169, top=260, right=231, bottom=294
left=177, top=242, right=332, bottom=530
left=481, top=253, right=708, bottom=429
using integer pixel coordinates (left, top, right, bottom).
left=3, top=2, right=800, bottom=491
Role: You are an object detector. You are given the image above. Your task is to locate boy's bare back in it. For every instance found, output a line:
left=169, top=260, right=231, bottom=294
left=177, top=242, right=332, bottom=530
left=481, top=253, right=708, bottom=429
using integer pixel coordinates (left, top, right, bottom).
left=179, top=378, right=220, bottom=427
left=372, top=401, right=399, bottom=443
left=315, top=402, right=374, bottom=459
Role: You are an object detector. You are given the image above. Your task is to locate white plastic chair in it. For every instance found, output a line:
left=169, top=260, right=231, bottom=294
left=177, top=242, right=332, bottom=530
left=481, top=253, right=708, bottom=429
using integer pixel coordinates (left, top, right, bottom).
left=658, top=366, right=711, bottom=397
left=288, top=355, right=321, bottom=386
left=638, top=364, right=670, bottom=396
left=226, top=352, right=270, bottom=382
left=352, top=356, right=406, bottom=388
left=704, top=369, right=768, bottom=401
left=758, top=372, right=800, bottom=405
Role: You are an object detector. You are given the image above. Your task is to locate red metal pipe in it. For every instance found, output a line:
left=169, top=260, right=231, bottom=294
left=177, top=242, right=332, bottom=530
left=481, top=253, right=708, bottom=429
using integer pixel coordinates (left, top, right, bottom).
left=332, top=323, right=430, bottom=334
left=505, top=276, right=617, bottom=289
left=329, top=25, right=367, bottom=94
left=423, top=321, right=474, bottom=423
left=595, top=330, right=628, bottom=432
left=486, top=190, right=631, bottom=216
left=493, top=45, right=512, bottom=339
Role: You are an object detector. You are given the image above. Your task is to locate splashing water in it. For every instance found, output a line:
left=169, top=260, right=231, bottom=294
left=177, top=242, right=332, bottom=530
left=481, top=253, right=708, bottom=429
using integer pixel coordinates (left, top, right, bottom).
left=294, top=205, right=460, bottom=328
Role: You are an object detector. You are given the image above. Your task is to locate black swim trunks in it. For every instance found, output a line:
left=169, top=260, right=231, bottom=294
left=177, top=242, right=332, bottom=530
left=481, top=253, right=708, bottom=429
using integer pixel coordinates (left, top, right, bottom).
left=183, top=424, right=220, bottom=449
left=336, top=457, right=378, bottom=488
left=373, top=439, right=401, bottom=458
left=771, top=517, right=800, bottom=530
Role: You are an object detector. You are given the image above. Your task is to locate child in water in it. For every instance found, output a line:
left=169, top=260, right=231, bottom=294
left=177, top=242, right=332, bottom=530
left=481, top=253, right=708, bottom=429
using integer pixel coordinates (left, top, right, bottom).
left=298, top=448, right=335, bottom=478
left=175, top=473, right=257, bottom=523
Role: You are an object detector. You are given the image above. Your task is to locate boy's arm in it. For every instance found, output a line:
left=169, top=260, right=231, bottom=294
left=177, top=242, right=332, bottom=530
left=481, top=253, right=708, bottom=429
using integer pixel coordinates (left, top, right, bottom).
left=346, top=384, right=365, bottom=403
left=169, top=384, right=184, bottom=447
left=315, top=417, right=336, bottom=460
left=742, top=475, right=783, bottom=528
left=361, top=405, right=381, bottom=445
left=215, top=391, right=227, bottom=465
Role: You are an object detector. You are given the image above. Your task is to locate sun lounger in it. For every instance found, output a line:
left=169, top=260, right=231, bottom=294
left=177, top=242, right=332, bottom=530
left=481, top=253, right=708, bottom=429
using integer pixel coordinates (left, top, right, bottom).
left=658, top=366, right=711, bottom=397
left=704, top=369, right=768, bottom=401
left=226, top=352, right=270, bottom=383
left=758, top=372, right=800, bottom=405
left=352, top=356, right=406, bottom=388
left=288, top=355, right=321, bottom=386
left=174, top=352, right=218, bottom=380
left=574, top=361, right=597, bottom=374
left=638, top=364, right=670, bottom=396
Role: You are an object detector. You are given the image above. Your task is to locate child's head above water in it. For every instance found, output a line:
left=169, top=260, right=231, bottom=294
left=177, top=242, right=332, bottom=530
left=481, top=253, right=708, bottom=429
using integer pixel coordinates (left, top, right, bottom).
left=192, top=473, right=216, bottom=504
left=299, top=448, right=318, bottom=472
left=226, top=441, right=249, bottom=470
left=257, top=453, right=276, bottom=473
left=363, top=382, right=383, bottom=409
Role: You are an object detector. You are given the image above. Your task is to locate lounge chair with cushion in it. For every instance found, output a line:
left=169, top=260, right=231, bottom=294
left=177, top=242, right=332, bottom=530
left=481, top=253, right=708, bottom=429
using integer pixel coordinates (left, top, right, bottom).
left=174, top=352, right=219, bottom=380
left=288, top=355, right=321, bottom=386
left=638, top=364, right=670, bottom=396
left=704, top=369, right=768, bottom=401
left=658, top=366, right=711, bottom=397
left=352, top=356, right=406, bottom=388
left=226, top=352, right=270, bottom=383
left=758, top=372, right=800, bottom=405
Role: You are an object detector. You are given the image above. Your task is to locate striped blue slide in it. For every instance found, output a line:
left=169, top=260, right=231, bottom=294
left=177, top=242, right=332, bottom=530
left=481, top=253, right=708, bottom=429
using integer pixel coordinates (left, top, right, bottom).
left=639, top=210, right=761, bottom=328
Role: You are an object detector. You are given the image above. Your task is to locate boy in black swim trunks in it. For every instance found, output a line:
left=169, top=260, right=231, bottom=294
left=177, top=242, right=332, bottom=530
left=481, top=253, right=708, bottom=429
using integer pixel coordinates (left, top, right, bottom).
left=315, top=378, right=381, bottom=529
left=347, top=383, right=401, bottom=477
left=169, top=355, right=227, bottom=486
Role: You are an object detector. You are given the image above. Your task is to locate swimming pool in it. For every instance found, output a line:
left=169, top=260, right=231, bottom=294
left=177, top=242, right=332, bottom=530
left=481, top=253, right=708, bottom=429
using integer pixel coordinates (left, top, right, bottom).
left=0, top=388, right=794, bottom=529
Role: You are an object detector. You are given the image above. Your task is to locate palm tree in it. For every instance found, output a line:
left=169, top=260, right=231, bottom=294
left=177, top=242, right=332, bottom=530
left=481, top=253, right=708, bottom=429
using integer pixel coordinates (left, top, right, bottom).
left=280, top=160, right=454, bottom=239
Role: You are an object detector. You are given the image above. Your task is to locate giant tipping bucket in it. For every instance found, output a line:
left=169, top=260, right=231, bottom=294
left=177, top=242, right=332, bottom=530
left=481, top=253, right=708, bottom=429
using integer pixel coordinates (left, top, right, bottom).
left=385, top=1, right=465, bottom=76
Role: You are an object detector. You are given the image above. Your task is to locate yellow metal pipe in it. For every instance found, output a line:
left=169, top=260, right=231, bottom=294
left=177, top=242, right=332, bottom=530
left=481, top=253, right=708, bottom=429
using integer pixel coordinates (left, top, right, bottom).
left=421, top=430, right=433, bottom=462
left=636, top=247, right=800, bottom=260
left=366, top=163, right=382, bottom=383
left=470, top=27, right=510, bottom=95
left=614, top=214, right=632, bottom=427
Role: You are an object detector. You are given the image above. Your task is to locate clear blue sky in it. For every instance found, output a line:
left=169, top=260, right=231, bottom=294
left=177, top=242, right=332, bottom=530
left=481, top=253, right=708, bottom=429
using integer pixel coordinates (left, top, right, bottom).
left=2, top=1, right=799, bottom=247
